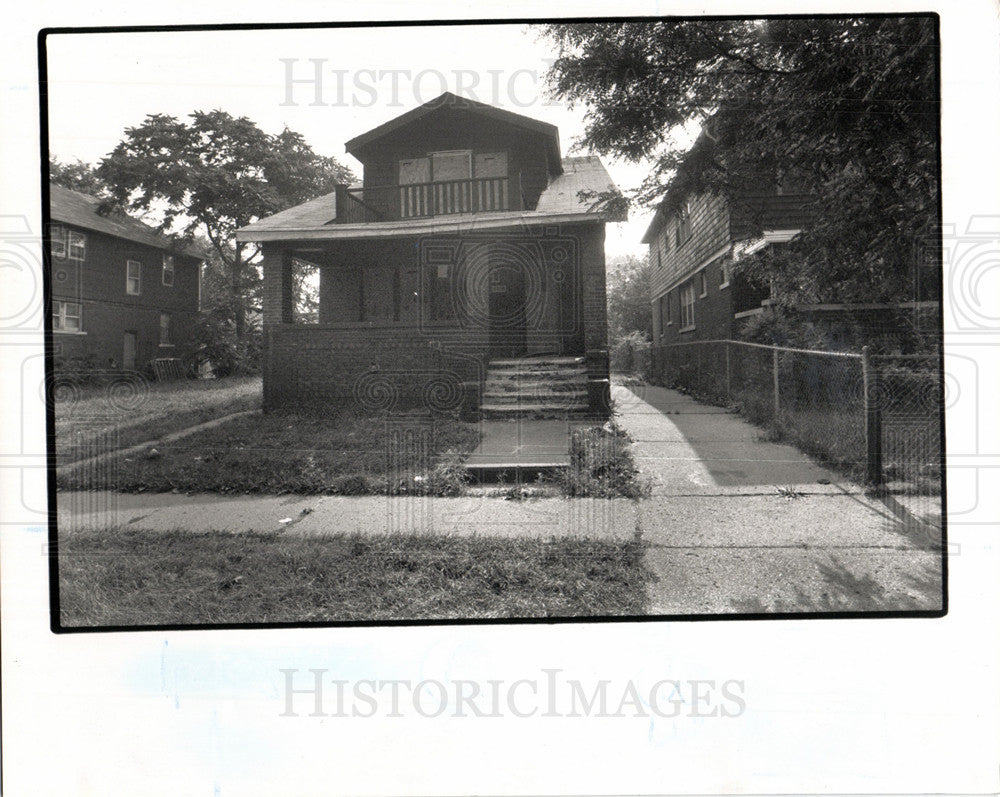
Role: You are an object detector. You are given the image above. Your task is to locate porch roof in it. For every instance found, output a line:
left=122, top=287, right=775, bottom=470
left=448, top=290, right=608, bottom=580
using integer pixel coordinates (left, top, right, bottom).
left=235, top=155, right=624, bottom=243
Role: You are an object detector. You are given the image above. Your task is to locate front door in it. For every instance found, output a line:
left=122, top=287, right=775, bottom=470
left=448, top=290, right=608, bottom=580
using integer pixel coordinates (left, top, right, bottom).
left=488, top=261, right=526, bottom=359
left=123, top=331, right=137, bottom=370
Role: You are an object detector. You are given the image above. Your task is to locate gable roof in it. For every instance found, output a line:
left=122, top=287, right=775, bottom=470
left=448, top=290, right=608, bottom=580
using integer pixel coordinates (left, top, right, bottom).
left=48, top=184, right=204, bottom=258
left=237, top=155, right=623, bottom=242
left=344, top=92, right=562, bottom=174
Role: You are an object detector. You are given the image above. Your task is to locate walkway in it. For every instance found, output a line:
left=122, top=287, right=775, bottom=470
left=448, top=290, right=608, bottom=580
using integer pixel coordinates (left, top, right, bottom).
left=611, top=382, right=943, bottom=613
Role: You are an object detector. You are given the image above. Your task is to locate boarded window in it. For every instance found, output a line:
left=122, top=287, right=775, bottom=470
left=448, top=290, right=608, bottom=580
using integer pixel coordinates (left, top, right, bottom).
left=431, top=150, right=471, bottom=182
left=399, top=157, right=430, bottom=185
left=474, top=152, right=507, bottom=178
left=159, top=313, right=171, bottom=344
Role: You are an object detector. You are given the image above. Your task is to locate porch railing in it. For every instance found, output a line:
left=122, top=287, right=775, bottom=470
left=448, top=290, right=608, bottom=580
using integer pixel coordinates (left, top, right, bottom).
left=336, top=176, right=513, bottom=223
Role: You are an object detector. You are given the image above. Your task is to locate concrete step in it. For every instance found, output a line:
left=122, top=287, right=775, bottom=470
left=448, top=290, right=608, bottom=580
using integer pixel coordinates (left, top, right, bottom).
left=482, top=389, right=588, bottom=403
left=484, top=380, right=587, bottom=394
left=487, top=369, right=586, bottom=380
left=489, top=356, right=584, bottom=368
left=480, top=403, right=590, bottom=419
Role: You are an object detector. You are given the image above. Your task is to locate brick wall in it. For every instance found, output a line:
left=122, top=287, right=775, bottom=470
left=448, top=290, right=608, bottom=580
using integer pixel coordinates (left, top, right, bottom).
left=50, top=224, right=200, bottom=371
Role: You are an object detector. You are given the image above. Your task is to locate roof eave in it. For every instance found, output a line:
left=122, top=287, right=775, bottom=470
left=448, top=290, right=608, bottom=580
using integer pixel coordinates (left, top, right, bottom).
left=236, top=210, right=615, bottom=243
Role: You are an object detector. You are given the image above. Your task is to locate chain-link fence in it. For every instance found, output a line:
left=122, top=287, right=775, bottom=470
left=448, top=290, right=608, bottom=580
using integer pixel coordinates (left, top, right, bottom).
left=650, top=341, right=942, bottom=491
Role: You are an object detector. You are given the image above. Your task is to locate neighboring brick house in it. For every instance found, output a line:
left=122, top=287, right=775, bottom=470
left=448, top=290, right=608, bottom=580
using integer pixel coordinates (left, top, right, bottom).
left=48, top=184, right=203, bottom=373
left=237, top=92, right=623, bottom=416
left=643, top=185, right=810, bottom=348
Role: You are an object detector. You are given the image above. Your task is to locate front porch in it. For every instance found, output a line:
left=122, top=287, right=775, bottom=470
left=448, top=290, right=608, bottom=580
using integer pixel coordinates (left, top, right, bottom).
left=259, top=223, right=611, bottom=417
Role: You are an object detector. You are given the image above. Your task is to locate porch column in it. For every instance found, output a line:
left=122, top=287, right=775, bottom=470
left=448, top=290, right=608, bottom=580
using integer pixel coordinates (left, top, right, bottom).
left=261, top=244, right=294, bottom=325
left=261, top=244, right=294, bottom=410
left=579, top=224, right=611, bottom=413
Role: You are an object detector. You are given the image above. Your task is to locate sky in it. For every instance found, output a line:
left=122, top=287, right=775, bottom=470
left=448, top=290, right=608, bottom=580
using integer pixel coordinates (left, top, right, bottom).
left=44, top=24, right=658, bottom=258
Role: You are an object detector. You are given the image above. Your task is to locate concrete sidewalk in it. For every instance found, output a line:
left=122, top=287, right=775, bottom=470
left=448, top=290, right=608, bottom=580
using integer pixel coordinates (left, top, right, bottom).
left=612, top=383, right=943, bottom=613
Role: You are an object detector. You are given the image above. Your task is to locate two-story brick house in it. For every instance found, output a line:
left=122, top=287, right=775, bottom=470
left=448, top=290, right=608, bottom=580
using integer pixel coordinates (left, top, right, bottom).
left=644, top=185, right=810, bottom=349
left=48, top=184, right=203, bottom=373
left=237, top=92, right=623, bottom=416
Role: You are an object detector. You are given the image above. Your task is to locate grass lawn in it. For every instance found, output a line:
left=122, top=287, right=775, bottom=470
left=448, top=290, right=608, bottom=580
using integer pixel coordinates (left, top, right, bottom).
left=57, top=410, right=480, bottom=495
left=58, top=529, right=652, bottom=625
left=55, top=376, right=262, bottom=464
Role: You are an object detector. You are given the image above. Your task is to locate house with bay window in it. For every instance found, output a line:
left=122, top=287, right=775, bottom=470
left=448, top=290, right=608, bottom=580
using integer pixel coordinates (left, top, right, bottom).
left=48, top=183, right=203, bottom=372
left=236, top=92, right=623, bottom=416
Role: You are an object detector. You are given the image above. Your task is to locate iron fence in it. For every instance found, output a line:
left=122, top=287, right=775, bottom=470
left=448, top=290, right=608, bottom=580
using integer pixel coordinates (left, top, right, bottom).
left=649, top=340, right=942, bottom=490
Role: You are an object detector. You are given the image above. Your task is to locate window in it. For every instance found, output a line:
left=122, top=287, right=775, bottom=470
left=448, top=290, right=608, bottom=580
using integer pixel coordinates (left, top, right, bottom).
left=674, top=199, right=693, bottom=247
left=159, top=313, right=171, bottom=345
left=162, top=254, right=175, bottom=286
left=126, top=260, right=141, bottom=295
left=68, top=231, right=86, bottom=261
left=664, top=291, right=672, bottom=325
left=430, top=150, right=472, bottom=182
left=424, top=257, right=456, bottom=322
left=680, top=281, right=696, bottom=330
left=720, top=259, right=731, bottom=288
left=50, top=225, right=67, bottom=259
left=699, top=271, right=708, bottom=297
left=53, top=300, right=82, bottom=332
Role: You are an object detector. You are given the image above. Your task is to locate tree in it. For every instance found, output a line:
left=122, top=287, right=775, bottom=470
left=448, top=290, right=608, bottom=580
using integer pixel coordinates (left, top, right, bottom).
left=541, top=18, right=939, bottom=304
left=97, top=111, right=353, bottom=343
left=49, top=157, right=109, bottom=197
left=606, top=254, right=653, bottom=341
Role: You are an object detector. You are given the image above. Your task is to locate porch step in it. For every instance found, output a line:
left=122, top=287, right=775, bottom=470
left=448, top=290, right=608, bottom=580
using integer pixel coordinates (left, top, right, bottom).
left=481, top=355, right=590, bottom=419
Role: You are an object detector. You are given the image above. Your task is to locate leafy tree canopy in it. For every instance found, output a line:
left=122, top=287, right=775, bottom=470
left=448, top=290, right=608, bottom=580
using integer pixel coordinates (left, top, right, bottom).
left=50, top=157, right=109, bottom=198
left=97, top=110, right=353, bottom=338
left=541, top=18, right=939, bottom=303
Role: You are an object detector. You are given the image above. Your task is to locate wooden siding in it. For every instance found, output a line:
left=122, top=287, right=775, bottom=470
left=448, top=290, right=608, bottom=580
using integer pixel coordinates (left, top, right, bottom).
left=648, top=191, right=731, bottom=301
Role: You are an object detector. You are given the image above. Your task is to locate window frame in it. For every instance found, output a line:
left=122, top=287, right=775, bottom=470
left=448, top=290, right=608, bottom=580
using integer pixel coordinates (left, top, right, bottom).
left=162, top=254, right=175, bottom=287
left=126, top=260, right=142, bottom=295
left=159, top=312, right=172, bottom=346
left=679, top=281, right=696, bottom=331
left=53, top=300, right=82, bottom=333
left=50, top=225, right=67, bottom=259
left=674, top=198, right=693, bottom=248
left=67, top=230, right=86, bottom=262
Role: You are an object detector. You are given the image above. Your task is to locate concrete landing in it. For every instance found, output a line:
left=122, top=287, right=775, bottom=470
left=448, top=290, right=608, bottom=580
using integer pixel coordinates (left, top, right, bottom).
left=463, top=418, right=592, bottom=479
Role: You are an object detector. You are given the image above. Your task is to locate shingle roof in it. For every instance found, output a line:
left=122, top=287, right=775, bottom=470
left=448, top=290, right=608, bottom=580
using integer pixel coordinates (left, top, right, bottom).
left=49, top=184, right=204, bottom=258
left=237, top=155, right=622, bottom=241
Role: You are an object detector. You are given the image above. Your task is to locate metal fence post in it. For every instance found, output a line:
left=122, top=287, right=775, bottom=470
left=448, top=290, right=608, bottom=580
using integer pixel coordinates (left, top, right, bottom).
left=772, top=346, right=780, bottom=419
left=725, top=343, right=731, bottom=403
left=861, top=345, right=883, bottom=484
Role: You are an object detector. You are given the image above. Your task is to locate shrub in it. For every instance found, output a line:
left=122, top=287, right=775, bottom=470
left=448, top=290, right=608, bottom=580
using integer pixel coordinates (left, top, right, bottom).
left=558, top=421, right=650, bottom=498
left=610, top=330, right=652, bottom=376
